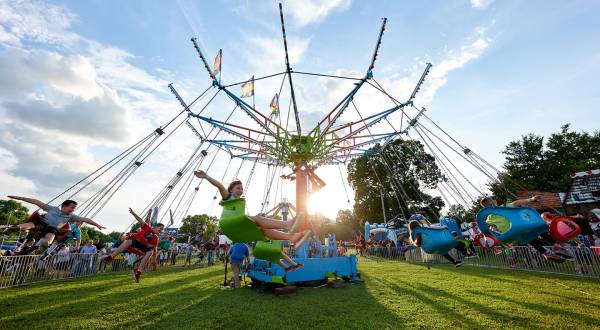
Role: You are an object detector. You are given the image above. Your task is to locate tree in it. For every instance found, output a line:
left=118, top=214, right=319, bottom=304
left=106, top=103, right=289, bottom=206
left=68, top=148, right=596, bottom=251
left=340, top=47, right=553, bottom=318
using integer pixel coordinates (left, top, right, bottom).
left=491, top=124, right=600, bottom=197
left=446, top=204, right=467, bottom=224
left=347, top=139, right=445, bottom=224
left=178, top=214, right=218, bottom=243
left=80, top=227, right=112, bottom=244
left=0, top=199, right=29, bottom=226
left=320, top=209, right=362, bottom=241
left=108, top=231, right=123, bottom=241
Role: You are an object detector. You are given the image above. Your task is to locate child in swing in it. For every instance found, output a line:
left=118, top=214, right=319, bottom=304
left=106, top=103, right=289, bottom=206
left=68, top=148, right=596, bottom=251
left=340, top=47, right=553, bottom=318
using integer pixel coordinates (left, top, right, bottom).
left=193, top=170, right=310, bottom=247
left=195, top=170, right=308, bottom=272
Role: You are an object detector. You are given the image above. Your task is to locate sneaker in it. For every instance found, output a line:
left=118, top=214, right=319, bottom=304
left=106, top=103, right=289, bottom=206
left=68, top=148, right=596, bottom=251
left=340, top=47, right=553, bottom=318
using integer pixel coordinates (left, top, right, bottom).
left=454, top=261, right=464, bottom=267
left=543, top=251, right=564, bottom=263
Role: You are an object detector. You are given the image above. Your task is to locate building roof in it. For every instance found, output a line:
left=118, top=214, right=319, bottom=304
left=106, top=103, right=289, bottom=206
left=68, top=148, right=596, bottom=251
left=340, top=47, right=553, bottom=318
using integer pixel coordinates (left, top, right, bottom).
left=516, top=191, right=563, bottom=210
left=564, top=169, right=600, bottom=205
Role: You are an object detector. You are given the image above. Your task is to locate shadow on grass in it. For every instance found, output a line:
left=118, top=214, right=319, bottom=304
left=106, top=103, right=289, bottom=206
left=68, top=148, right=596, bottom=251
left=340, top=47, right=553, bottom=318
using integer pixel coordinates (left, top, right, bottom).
left=134, top=273, right=407, bottom=329
left=0, top=268, right=224, bottom=325
left=470, top=290, right=600, bottom=326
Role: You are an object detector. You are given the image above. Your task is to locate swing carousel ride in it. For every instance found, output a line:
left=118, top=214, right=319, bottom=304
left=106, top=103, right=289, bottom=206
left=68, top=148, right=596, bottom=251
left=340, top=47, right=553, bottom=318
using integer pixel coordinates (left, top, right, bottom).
left=38, top=3, right=545, bottom=285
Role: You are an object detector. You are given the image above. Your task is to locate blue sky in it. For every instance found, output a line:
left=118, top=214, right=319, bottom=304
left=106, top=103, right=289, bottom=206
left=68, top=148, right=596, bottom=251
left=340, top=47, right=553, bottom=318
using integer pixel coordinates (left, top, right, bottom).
left=0, top=0, right=599, bottom=232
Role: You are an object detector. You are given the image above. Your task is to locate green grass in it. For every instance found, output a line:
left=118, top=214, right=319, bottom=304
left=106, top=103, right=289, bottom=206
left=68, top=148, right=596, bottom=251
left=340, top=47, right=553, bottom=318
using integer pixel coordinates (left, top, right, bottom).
left=0, top=261, right=599, bottom=329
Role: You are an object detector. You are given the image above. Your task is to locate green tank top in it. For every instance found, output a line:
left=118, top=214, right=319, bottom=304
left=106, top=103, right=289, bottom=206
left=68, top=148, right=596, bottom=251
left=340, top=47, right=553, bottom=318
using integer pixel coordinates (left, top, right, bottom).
left=485, top=202, right=514, bottom=233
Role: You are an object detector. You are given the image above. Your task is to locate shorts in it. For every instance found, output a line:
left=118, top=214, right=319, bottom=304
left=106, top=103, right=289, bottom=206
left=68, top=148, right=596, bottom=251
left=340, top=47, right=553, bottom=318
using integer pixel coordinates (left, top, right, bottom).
left=131, top=239, right=152, bottom=254
left=27, top=212, right=59, bottom=236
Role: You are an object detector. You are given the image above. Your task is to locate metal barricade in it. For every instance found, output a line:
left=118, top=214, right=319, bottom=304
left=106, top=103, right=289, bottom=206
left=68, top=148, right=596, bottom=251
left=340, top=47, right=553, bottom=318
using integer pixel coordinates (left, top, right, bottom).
left=398, top=245, right=600, bottom=279
left=0, top=249, right=222, bottom=289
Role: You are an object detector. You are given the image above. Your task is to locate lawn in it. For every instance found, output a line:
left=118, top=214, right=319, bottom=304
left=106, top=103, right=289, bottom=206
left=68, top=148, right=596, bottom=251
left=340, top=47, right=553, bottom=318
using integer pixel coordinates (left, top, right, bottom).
left=0, top=261, right=598, bottom=329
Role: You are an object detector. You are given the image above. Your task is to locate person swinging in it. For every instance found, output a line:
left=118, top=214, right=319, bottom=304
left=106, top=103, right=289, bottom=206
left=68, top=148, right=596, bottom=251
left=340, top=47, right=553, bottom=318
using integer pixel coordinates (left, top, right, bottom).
left=194, top=170, right=310, bottom=247
left=3, top=196, right=105, bottom=253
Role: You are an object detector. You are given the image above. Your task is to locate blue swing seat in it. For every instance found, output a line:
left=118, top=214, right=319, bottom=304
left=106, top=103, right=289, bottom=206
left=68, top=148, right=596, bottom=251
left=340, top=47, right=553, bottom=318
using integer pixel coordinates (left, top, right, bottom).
left=439, top=217, right=463, bottom=238
left=411, top=225, right=457, bottom=255
left=476, top=207, right=548, bottom=245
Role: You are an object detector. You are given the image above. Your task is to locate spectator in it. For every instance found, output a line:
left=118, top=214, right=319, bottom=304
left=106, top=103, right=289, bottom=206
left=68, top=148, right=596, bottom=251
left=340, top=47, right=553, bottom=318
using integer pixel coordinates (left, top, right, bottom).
left=78, top=240, right=97, bottom=275
left=184, top=243, right=194, bottom=267
left=170, top=240, right=179, bottom=265
left=204, top=240, right=215, bottom=266
left=227, top=242, right=250, bottom=288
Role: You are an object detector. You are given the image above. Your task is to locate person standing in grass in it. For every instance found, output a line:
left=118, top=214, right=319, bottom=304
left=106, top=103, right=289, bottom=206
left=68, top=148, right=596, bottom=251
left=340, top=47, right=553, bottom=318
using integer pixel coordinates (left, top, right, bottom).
left=184, top=243, right=194, bottom=267
left=227, top=242, right=250, bottom=288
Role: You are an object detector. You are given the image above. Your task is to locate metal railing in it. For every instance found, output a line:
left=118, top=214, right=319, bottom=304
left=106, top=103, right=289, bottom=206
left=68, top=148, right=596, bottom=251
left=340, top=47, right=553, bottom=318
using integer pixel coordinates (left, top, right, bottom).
left=3, top=244, right=598, bottom=289
left=0, top=249, right=226, bottom=289
left=352, top=245, right=600, bottom=279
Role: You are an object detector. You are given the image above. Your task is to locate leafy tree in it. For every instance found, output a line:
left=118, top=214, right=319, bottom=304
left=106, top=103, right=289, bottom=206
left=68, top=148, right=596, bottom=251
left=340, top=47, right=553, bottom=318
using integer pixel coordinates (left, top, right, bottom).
left=108, top=231, right=123, bottom=241
left=320, top=209, right=361, bottom=241
left=347, top=139, right=445, bottom=224
left=0, top=199, right=29, bottom=226
left=80, top=227, right=112, bottom=244
left=445, top=204, right=467, bottom=224
left=178, top=214, right=218, bottom=243
left=491, top=124, right=600, bottom=197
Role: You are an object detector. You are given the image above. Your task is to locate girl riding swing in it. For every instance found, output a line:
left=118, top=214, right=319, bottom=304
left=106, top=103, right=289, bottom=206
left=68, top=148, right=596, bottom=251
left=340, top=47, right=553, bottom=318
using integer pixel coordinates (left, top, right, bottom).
left=194, top=170, right=310, bottom=272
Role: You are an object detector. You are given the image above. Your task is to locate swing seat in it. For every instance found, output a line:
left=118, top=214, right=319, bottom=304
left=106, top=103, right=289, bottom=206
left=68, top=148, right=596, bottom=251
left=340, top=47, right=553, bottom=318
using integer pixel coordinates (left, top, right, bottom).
left=411, top=225, right=457, bottom=255
left=476, top=207, right=548, bottom=245
left=439, top=217, right=462, bottom=237
left=549, top=216, right=580, bottom=243
left=252, top=240, right=284, bottom=263
left=219, top=198, right=267, bottom=243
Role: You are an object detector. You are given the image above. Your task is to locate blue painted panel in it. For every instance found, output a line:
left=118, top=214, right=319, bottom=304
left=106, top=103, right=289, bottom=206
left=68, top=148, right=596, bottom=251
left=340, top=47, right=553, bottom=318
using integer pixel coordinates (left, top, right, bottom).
left=410, top=226, right=457, bottom=255
left=439, top=217, right=462, bottom=238
left=476, top=207, right=548, bottom=245
left=247, top=255, right=359, bottom=284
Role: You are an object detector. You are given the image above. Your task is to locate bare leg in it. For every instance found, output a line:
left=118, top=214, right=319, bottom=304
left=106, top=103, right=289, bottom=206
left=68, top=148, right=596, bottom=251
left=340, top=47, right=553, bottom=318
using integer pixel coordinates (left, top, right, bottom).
left=281, top=252, right=297, bottom=266
left=250, top=215, right=293, bottom=230
left=110, top=240, right=133, bottom=257
left=1, top=222, right=35, bottom=234
left=37, top=232, right=56, bottom=252
left=262, top=229, right=306, bottom=243
left=138, top=251, right=153, bottom=272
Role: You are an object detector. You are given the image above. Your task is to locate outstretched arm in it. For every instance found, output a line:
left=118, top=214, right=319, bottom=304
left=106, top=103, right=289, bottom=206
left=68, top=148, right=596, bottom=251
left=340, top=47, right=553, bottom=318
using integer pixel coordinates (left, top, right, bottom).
left=511, top=195, right=541, bottom=207
left=193, top=170, right=228, bottom=199
left=7, top=195, right=46, bottom=208
left=128, top=208, right=146, bottom=226
left=76, top=217, right=106, bottom=230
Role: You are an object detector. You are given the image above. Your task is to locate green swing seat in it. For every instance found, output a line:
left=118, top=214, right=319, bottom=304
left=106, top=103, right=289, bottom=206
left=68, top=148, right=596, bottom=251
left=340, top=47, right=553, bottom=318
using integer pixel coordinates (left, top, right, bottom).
left=219, top=198, right=284, bottom=263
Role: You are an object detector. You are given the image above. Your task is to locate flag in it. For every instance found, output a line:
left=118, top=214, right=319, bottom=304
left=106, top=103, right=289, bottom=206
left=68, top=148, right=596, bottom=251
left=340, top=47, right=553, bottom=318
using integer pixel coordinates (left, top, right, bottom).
left=241, top=76, right=254, bottom=98
left=270, top=93, right=279, bottom=114
left=213, top=49, right=222, bottom=75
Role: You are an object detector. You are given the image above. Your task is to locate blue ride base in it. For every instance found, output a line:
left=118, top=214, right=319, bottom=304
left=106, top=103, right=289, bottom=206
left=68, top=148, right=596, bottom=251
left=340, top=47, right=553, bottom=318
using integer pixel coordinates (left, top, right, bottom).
left=246, top=236, right=360, bottom=285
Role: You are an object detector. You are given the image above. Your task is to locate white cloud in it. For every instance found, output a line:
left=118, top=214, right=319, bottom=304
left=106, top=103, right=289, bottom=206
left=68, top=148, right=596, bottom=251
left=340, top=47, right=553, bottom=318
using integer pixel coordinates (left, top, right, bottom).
left=244, top=35, right=310, bottom=74
left=470, top=0, right=494, bottom=10
left=0, top=0, right=79, bottom=45
left=0, top=0, right=199, bottom=230
left=0, top=47, right=105, bottom=100
left=285, top=0, right=352, bottom=26
left=418, top=34, right=491, bottom=105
